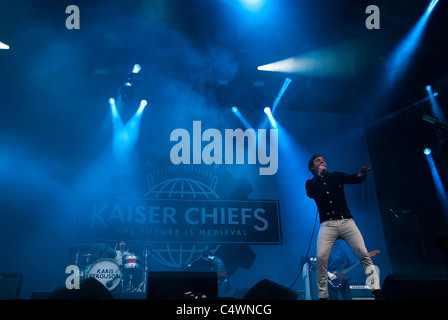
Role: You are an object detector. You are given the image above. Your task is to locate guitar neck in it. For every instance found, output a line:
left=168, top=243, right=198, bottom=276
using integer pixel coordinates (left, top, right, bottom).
left=340, top=261, right=360, bottom=274
left=338, top=250, right=379, bottom=274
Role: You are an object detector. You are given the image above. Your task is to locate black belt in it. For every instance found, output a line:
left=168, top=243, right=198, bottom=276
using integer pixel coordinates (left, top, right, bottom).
left=329, top=215, right=345, bottom=221
left=327, top=213, right=351, bottom=221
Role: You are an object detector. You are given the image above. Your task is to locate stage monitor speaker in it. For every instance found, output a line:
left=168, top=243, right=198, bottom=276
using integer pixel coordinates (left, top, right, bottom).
left=49, top=278, right=114, bottom=300
left=147, top=271, right=218, bottom=300
left=0, top=273, right=23, bottom=299
left=349, top=285, right=374, bottom=300
left=382, top=274, right=448, bottom=300
left=243, top=279, right=298, bottom=300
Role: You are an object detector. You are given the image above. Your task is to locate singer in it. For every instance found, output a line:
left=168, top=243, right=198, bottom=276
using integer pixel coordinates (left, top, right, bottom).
left=305, top=154, right=384, bottom=300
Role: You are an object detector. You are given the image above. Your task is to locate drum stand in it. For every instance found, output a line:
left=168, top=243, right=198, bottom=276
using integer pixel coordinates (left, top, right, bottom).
left=133, top=247, right=152, bottom=293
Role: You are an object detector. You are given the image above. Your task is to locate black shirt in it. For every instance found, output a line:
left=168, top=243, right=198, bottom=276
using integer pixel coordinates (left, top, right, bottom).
left=306, top=171, right=366, bottom=222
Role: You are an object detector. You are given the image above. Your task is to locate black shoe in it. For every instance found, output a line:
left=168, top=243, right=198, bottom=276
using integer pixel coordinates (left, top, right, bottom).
left=372, top=289, right=386, bottom=300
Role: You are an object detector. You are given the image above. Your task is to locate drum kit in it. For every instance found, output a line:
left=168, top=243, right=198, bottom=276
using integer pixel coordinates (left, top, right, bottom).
left=70, top=241, right=152, bottom=293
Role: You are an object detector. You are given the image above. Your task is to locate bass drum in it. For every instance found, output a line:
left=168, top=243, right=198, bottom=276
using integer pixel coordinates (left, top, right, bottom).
left=86, top=259, right=122, bottom=291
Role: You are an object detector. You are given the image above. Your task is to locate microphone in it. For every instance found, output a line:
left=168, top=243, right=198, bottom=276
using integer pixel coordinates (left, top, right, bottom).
left=320, top=168, right=326, bottom=177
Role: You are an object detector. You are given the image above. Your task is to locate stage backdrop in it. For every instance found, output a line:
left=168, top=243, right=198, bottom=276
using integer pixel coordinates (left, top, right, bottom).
left=0, top=99, right=391, bottom=298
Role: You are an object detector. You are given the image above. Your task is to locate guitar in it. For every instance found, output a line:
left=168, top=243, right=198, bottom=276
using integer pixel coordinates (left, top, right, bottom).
left=327, top=250, right=380, bottom=289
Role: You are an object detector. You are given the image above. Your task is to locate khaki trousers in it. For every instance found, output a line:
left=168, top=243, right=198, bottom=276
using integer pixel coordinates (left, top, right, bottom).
left=316, top=218, right=380, bottom=299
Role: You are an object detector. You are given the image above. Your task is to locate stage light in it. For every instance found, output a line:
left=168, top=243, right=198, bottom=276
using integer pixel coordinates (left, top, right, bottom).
left=112, top=99, right=146, bottom=157
left=0, top=41, right=10, bottom=50
left=239, top=0, right=265, bottom=12
left=132, top=64, right=141, bottom=73
left=136, top=99, right=148, bottom=116
left=426, top=0, right=439, bottom=16
left=264, top=107, right=277, bottom=128
left=256, top=39, right=366, bottom=78
left=232, top=106, right=238, bottom=113
left=425, top=85, right=446, bottom=123
left=424, top=148, right=432, bottom=155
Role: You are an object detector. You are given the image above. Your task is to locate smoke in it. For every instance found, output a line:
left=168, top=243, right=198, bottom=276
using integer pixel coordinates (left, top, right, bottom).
left=0, top=1, right=245, bottom=297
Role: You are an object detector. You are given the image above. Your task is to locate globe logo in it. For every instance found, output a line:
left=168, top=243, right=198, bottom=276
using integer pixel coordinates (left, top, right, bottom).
left=145, top=177, right=219, bottom=200
left=144, top=174, right=221, bottom=269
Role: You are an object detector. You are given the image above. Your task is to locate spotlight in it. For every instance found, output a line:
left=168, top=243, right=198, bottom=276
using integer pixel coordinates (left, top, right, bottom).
left=0, top=41, right=10, bottom=50
left=424, top=148, right=432, bottom=155
left=109, top=98, right=115, bottom=105
left=426, top=85, right=445, bottom=123
left=232, top=106, right=238, bottom=113
left=264, top=107, right=277, bottom=128
left=136, top=100, right=148, bottom=116
left=239, top=0, right=265, bottom=12
left=132, top=64, right=141, bottom=74
left=426, top=0, right=439, bottom=16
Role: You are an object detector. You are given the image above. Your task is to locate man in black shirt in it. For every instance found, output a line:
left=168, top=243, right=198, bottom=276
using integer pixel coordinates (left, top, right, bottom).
left=306, top=154, right=383, bottom=300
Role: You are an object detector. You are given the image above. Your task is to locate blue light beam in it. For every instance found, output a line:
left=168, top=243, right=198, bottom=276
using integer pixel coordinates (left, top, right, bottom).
left=109, top=98, right=123, bottom=131
left=426, top=0, right=439, bottom=16
left=426, top=85, right=445, bottom=124
left=272, top=78, right=292, bottom=114
left=384, top=0, right=439, bottom=86
left=111, top=99, right=148, bottom=159
left=425, top=150, right=448, bottom=217
left=231, top=106, right=253, bottom=129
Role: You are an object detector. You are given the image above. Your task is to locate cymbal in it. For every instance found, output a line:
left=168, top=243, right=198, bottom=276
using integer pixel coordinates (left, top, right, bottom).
left=68, top=244, right=93, bottom=253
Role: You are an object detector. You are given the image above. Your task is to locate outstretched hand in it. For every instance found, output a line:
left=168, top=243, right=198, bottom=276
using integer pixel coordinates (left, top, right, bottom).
left=357, top=166, right=372, bottom=177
